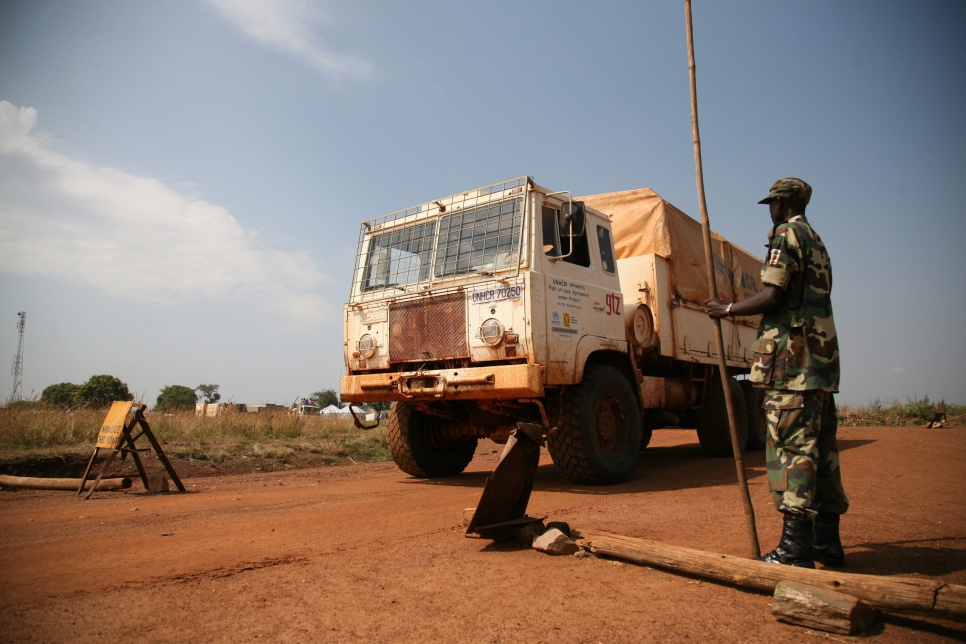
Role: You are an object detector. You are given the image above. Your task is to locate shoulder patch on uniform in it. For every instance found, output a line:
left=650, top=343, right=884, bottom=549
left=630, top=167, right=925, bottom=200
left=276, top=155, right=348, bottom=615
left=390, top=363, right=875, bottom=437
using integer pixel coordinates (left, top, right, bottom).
left=768, top=248, right=782, bottom=266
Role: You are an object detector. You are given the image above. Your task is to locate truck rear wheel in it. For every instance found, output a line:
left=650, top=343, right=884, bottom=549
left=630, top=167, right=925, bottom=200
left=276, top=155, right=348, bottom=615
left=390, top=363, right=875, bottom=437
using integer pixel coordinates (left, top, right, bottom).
left=386, top=401, right=478, bottom=477
left=741, top=380, right=767, bottom=451
left=548, top=365, right=642, bottom=485
left=696, top=373, right=748, bottom=457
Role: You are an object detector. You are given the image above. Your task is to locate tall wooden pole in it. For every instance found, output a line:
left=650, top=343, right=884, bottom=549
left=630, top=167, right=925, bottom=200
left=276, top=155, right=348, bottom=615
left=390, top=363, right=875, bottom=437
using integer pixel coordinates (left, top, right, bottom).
left=685, top=0, right=760, bottom=558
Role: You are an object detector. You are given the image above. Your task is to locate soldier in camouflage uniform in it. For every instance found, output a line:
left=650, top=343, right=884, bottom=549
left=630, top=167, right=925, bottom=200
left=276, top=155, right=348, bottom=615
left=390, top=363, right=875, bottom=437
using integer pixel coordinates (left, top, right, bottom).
left=706, top=178, right=848, bottom=568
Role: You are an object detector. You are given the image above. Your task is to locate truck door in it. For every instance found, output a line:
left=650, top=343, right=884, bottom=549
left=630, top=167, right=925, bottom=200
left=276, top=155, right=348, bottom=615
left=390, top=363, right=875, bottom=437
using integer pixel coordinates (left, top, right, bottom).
left=541, top=204, right=620, bottom=385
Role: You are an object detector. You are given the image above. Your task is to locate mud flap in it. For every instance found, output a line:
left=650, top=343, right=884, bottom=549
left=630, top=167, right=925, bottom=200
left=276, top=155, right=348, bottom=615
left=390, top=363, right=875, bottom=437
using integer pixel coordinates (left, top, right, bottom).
left=466, top=423, right=545, bottom=540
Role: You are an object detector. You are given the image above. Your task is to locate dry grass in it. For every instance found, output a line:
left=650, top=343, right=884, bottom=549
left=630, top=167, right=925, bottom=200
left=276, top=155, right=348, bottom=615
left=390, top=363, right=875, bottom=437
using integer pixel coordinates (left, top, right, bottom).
left=0, top=406, right=390, bottom=469
left=837, top=396, right=964, bottom=427
left=1, top=396, right=960, bottom=476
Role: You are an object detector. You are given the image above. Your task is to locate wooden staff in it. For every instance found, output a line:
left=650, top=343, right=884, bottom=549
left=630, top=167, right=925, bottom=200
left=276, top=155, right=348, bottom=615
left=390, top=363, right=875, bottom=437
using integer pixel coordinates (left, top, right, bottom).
left=685, top=0, right=760, bottom=557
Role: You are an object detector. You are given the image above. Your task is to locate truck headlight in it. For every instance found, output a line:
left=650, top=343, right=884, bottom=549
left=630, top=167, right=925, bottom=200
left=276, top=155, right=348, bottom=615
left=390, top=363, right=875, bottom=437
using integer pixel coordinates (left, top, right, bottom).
left=480, top=318, right=504, bottom=346
left=358, top=334, right=377, bottom=358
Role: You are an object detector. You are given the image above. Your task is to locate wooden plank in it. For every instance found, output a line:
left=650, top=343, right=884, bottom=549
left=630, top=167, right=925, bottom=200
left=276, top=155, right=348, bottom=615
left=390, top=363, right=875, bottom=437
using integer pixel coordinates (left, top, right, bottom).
left=772, top=581, right=876, bottom=634
left=576, top=529, right=963, bottom=616
left=134, top=413, right=186, bottom=492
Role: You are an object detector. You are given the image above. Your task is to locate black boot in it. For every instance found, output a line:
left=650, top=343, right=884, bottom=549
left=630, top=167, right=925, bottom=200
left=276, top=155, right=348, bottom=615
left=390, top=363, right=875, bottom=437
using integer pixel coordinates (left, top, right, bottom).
left=758, top=513, right=815, bottom=568
left=813, top=512, right=845, bottom=568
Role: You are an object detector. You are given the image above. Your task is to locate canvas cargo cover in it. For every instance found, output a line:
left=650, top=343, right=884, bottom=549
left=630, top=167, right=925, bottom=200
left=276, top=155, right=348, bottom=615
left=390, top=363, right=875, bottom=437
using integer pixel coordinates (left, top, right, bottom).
left=579, top=188, right=763, bottom=304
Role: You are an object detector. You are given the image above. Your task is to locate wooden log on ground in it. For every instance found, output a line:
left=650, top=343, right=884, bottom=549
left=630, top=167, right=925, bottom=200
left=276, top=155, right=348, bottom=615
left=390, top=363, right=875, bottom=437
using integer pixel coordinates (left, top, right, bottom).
left=0, top=474, right=132, bottom=491
left=772, top=581, right=877, bottom=634
left=576, top=529, right=965, bottom=617
left=936, top=583, right=966, bottom=616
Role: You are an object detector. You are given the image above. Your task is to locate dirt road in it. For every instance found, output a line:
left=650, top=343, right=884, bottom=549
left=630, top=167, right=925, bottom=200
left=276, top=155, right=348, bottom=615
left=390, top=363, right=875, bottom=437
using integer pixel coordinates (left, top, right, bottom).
left=2, top=426, right=964, bottom=642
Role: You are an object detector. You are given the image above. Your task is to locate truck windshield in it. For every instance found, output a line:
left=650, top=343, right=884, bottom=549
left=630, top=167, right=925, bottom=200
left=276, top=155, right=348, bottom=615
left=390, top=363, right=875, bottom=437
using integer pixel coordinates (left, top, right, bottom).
left=362, top=221, right=436, bottom=291
left=434, top=198, right=522, bottom=277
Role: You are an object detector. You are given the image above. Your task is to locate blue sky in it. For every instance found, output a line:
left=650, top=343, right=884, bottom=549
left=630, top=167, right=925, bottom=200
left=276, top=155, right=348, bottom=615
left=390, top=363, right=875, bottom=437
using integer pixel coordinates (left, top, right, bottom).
left=1, top=1, right=963, bottom=408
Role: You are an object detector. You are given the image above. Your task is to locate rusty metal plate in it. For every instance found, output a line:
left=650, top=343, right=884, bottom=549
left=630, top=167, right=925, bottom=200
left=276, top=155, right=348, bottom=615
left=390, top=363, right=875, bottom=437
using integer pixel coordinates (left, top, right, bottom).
left=389, top=292, right=467, bottom=363
left=466, top=423, right=545, bottom=539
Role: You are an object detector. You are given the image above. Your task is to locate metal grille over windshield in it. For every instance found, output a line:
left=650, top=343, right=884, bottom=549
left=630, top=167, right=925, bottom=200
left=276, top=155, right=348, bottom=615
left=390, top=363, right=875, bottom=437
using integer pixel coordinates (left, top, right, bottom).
left=349, top=177, right=529, bottom=301
left=435, top=199, right=522, bottom=277
left=362, top=221, right=436, bottom=291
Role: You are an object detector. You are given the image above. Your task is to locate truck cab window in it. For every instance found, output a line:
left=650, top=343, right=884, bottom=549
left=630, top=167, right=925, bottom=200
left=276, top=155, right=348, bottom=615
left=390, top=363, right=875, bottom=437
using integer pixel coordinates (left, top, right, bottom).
left=542, top=206, right=560, bottom=256
left=434, top=198, right=522, bottom=277
left=543, top=205, right=591, bottom=268
left=597, top=225, right=616, bottom=274
left=362, top=221, right=436, bottom=291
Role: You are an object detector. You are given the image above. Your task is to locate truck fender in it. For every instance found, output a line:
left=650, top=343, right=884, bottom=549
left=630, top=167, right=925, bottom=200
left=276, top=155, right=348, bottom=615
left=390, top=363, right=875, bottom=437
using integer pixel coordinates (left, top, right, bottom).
left=572, top=335, right=633, bottom=384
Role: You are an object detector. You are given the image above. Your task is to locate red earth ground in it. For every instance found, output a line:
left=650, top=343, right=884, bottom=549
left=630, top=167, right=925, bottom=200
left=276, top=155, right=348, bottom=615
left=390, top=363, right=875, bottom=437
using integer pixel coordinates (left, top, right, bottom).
left=1, top=425, right=964, bottom=643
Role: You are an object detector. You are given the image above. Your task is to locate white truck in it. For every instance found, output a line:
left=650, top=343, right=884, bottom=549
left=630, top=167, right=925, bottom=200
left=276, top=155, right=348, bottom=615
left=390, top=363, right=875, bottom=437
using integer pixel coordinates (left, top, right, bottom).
left=341, top=177, right=765, bottom=484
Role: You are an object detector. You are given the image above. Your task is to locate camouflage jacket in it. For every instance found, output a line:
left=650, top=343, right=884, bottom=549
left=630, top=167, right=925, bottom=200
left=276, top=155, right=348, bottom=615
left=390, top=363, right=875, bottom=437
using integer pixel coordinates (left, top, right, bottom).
left=750, top=215, right=840, bottom=391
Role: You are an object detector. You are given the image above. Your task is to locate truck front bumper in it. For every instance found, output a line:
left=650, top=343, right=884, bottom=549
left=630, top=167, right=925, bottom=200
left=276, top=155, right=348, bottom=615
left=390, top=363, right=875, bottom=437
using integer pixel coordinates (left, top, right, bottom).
left=341, top=364, right=545, bottom=403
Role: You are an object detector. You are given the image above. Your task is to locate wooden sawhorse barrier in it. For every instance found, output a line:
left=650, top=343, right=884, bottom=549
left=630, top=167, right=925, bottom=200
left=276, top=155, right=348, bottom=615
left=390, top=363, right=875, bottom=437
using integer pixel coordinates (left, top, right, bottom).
left=78, top=401, right=185, bottom=499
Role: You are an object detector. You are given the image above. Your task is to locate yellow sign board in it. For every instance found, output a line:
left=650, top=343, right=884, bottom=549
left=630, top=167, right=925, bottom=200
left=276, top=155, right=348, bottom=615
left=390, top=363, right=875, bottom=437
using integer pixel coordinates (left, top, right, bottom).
left=95, top=401, right=136, bottom=449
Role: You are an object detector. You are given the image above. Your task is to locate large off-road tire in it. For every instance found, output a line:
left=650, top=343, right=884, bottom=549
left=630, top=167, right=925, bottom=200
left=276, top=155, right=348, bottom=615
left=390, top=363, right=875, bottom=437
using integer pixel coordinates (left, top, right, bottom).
left=696, top=373, right=748, bottom=457
left=547, top=365, right=643, bottom=485
left=741, top=380, right=767, bottom=451
left=386, top=401, right=477, bottom=477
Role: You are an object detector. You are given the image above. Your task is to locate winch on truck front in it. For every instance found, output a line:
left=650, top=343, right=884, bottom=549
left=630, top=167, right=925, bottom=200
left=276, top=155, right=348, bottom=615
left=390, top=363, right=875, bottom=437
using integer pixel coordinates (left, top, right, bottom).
left=341, top=176, right=765, bottom=485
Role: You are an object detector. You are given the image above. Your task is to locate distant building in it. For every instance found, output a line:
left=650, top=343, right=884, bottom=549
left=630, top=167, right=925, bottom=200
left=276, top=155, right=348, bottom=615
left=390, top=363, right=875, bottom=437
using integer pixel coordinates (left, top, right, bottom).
left=195, top=402, right=240, bottom=416
left=243, top=403, right=286, bottom=414
left=195, top=402, right=284, bottom=416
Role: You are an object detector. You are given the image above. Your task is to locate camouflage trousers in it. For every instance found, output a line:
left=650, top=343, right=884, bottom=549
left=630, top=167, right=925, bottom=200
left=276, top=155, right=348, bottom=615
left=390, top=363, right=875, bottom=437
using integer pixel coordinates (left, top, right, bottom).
left=763, top=389, right=849, bottom=518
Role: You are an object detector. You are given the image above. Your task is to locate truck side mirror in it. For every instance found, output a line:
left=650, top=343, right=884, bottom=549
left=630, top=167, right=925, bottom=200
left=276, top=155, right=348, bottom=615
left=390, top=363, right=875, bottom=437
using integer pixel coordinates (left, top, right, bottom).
left=560, top=201, right=586, bottom=237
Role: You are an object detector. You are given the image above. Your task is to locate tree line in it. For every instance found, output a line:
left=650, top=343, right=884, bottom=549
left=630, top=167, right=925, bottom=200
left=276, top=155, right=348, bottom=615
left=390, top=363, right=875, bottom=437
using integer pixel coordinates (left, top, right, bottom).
left=155, top=384, right=221, bottom=411
left=40, top=375, right=134, bottom=408
left=35, top=378, right=387, bottom=412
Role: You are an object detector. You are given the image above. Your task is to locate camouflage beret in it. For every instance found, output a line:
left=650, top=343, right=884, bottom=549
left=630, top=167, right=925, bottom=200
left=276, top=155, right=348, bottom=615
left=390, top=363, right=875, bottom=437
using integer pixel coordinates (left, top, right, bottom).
left=758, top=177, right=812, bottom=205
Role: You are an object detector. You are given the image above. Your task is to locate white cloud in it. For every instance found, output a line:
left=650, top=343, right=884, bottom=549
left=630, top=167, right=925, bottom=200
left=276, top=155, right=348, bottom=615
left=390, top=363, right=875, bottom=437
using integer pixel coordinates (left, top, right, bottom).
left=207, top=0, right=372, bottom=79
left=891, top=367, right=907, bottom=374
left=0, top=100, right=330, bottom=323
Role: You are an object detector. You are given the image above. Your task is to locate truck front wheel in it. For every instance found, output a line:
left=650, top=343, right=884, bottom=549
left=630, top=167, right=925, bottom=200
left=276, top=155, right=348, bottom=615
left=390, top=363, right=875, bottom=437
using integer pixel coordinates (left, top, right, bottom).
left=548, top=365, right=643, bottom=485
left=386, top=401, right=478, bottom=477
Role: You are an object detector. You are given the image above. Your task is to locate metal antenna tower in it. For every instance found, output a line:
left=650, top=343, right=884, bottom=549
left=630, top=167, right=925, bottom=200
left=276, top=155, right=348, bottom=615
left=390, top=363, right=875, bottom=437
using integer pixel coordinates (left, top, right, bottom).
left=9, top=311, right=26, bottom=404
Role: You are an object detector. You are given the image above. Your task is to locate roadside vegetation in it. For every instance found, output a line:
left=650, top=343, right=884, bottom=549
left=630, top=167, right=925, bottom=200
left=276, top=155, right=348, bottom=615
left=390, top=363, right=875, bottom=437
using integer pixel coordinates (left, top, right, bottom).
left=837, top=396, right=963, bottom=427
left=0, top=397, right=960, bottom=477
left=0, top=405, right=390, bottom=475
